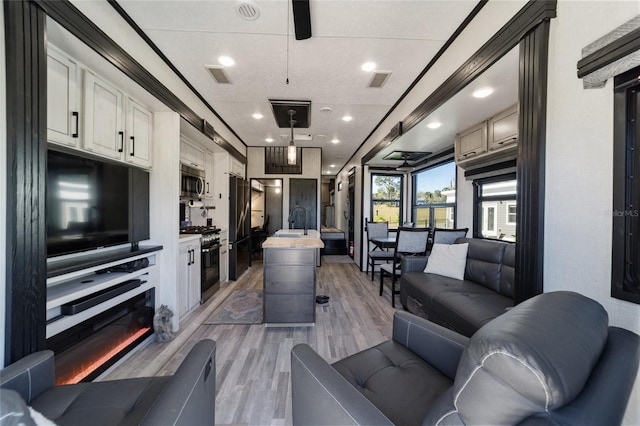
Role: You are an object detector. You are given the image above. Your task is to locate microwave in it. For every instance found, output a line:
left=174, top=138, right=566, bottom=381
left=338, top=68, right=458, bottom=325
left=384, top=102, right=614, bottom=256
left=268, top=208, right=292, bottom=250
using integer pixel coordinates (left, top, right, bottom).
left=181, top=164, right=205, bottom=198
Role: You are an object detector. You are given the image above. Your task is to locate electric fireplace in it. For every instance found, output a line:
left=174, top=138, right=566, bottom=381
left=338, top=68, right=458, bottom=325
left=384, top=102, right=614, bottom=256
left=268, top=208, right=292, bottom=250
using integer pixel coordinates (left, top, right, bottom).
left=46, top=288, right=155, bottom=385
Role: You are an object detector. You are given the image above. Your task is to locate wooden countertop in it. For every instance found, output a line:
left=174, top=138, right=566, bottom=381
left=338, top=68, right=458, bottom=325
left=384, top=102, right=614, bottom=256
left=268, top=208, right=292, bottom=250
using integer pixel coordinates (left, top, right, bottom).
left=262, top=229, right=324, bottom=249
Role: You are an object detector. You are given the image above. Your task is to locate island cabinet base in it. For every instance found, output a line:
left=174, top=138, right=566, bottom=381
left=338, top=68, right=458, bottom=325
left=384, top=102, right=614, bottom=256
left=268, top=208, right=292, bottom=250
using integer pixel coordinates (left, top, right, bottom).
left=263, top=248, right=316, bottom=324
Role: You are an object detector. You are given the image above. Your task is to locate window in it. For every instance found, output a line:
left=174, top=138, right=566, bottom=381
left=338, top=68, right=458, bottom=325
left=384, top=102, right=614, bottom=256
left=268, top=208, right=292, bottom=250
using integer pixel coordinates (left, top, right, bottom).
left=474, top=174, right=517, bottom=241
left=412, top=161, right=457, bottom=228
left=612, top=66, right=640, bottom=304
left=371, top=174, right=403, bottom=228
left=506, top=203, right=517, bottom=225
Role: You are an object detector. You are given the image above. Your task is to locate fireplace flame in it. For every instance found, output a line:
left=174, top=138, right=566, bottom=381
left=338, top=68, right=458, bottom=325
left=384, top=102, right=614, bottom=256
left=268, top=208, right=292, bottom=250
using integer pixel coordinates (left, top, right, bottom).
left=60, top=327, right=151, bottom=385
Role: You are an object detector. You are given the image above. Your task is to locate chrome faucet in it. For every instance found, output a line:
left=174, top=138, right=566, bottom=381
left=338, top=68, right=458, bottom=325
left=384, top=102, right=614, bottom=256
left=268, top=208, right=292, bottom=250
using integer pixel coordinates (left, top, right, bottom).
left=288, top=205, right=307, bottom=235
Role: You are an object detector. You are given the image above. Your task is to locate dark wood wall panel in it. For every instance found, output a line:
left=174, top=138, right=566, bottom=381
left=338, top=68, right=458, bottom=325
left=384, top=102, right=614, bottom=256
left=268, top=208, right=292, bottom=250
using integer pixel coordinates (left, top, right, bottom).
left=4, top=0, right=48, bottom=363
left=514, top=21, right=551, bottom=303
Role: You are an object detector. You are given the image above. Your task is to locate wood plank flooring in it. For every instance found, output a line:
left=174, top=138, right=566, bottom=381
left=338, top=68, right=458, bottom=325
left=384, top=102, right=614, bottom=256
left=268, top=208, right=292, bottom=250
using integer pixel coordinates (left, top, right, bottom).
left=102, top=256, right=398, bottom=425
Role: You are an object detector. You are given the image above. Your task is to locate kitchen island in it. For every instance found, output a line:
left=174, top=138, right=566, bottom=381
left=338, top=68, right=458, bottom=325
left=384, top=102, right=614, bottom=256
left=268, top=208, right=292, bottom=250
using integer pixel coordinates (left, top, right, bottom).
left=262, top=230, right=324, bottom=325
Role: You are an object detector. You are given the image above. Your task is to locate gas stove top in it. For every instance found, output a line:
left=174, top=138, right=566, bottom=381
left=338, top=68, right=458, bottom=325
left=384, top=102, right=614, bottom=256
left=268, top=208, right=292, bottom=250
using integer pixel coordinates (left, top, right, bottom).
left=179, top=226, right=220, bottom=235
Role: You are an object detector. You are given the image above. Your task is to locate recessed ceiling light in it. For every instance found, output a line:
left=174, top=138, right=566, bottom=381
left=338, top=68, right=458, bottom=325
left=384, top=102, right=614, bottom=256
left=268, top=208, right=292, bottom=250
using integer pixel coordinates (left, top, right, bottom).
left=342, top=116, right=352, bottom=122
left=330, top=164, right=335, bottom=168
left=427, top=122, right=442, bottom=129
left=320, top=107, right=333, bottom=113
left=331, top=139, right=340, bottom=144
left=472, top=87, right=493, bottom=98
left=361, top=62, right=376, bottom=72
left=218, top=56, right=235, bottom=67
left=253, top=113, right=263, bottom=119
left=265, top=138, right=273, bottom=143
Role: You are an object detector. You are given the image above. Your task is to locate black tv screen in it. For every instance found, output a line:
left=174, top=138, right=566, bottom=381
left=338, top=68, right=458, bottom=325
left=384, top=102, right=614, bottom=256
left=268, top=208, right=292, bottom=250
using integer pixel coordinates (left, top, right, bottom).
left=47, top=150, right=134, bottom=257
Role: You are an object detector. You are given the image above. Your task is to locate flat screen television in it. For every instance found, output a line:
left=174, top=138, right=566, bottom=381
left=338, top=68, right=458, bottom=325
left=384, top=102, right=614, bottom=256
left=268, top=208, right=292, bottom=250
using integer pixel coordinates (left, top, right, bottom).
left=46, top=149, right=149, bottom=258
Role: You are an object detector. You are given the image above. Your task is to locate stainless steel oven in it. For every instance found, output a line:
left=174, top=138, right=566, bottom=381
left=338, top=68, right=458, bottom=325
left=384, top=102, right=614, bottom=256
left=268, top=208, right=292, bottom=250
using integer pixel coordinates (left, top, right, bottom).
left=179, top=226, right=221, bottom=303
left=200, top=232, right=220, bottom=303
left=181, top=164, right=205, bottom=199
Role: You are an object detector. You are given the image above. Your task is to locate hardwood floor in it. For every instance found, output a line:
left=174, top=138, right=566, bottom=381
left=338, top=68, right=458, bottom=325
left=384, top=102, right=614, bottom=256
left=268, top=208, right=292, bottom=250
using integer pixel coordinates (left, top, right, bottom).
left=103, top=256, right=398, bottom=425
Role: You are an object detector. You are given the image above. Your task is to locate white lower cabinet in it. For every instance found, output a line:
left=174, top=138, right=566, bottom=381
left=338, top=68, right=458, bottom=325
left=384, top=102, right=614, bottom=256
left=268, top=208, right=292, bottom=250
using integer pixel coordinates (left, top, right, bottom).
left=178, top=239, right=201, bottom=320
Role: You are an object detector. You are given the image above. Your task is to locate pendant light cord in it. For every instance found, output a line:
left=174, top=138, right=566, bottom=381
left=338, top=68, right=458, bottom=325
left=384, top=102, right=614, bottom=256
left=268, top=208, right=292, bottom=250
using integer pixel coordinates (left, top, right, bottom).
left=286, top=0, right=290, bottom=85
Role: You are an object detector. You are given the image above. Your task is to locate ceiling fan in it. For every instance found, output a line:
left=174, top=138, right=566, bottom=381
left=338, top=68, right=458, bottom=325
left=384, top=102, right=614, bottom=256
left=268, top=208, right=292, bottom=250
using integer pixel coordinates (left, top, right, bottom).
left=292, top=0, right=312, bottom=40
left=396, top=153, right=415, bottom=172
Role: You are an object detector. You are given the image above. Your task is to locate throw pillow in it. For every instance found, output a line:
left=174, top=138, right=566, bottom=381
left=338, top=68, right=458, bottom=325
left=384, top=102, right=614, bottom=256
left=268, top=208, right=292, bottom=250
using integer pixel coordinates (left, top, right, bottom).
left=424, top=243, right=469, bottom=280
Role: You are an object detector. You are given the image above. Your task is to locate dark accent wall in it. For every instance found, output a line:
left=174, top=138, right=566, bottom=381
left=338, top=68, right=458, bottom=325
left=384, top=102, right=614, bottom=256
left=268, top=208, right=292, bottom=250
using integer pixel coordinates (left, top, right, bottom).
left=264, top=147, right=303, bottom=174
left=289, top=179, right=317, bottom=231
left=515, top=21, right=551, bottom=303
left=4, top=0, right=48, bottom=363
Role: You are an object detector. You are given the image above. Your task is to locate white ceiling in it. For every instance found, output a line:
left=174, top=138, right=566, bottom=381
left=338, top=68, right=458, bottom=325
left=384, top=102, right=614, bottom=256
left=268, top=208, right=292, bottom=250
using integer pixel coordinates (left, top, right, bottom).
left=116, top=0, right=484, bottom=174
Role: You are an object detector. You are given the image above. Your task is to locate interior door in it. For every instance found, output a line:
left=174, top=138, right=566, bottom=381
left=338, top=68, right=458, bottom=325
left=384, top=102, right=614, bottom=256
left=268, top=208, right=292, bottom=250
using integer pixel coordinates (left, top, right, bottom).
left=289, top=179, right=317, bottom=231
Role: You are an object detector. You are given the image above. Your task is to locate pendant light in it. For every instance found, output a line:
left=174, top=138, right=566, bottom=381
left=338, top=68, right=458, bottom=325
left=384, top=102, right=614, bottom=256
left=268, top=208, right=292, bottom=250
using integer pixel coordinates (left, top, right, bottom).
left=287, top=109, right=297, bottom=165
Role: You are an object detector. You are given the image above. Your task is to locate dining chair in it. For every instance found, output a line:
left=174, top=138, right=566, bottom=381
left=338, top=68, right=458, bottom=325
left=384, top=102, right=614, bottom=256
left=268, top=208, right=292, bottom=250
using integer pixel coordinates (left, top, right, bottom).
left=366, top=221, right=394, bottom=280
left=379, top=226, right=430, bottom=307
left=428, top=227, right=469, bottom=252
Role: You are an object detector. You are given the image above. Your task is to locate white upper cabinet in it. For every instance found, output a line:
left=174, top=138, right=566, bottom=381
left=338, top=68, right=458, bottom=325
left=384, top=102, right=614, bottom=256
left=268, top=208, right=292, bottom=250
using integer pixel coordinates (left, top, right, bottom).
left=125, top=97, right=153, bottom=168
left=180, top=137, right=205, bottom=170
left=229, top=156, right=245, bottom=178
left=47, top=47, right=79, bottom=147
left=47, top=46, right=153, bottom=169
left=83, top=71, right=124, bottom=160
left=455, top=121, right=487, bottom=162
left=488, top=105, right=518, bottom=151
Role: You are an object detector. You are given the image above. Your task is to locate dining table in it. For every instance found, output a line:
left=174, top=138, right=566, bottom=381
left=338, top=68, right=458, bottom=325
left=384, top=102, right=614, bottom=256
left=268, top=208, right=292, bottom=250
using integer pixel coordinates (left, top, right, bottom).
left=370, top=236, right=397, bottom=250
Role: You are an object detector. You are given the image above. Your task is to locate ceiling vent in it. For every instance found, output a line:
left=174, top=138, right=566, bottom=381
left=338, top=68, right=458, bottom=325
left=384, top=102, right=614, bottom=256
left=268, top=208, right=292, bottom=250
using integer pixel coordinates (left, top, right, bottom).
left=368, top=70, right=392, bottom=88
left=205, top=65, right=231, bottom=84
left=235, top=0, right=260, bottom=21
left=270, top=100, right=311, bottom=128
left=280, top=134, right=313, bottom=141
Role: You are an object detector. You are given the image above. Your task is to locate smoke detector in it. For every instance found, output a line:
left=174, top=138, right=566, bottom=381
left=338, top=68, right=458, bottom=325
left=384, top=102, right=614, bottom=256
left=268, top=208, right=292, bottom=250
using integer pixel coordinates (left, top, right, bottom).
left=235, top=0, right=260, bottom=21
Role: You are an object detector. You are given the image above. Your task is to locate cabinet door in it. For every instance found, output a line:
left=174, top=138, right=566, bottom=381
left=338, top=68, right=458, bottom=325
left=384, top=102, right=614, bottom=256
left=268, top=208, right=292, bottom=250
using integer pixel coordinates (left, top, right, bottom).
left=83, top=72, right=124, bottom=159
left=488, top=105, right=518, bottom=151
left=125, top=98, right=153, bottom=168
left=47, top=47, right=79, bottom=147
left=204, top=150, right=214, bottom=199
left=189, top=244, right=202, bottom=310
left=455, top=121, right=487, bottom=162
left=229, top=157, right=245, bottom=178
left=177, top=244, right=191, bottom=319
left=181, top=138, right=205, bottom=170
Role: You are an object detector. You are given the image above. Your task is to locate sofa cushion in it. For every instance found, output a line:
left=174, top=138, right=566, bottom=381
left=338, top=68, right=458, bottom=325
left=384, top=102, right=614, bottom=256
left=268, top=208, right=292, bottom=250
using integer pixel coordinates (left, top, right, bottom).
left=431, top=291, right=513, bottom=337
left=31, top=376, right=170, bottom=426
left=456, top=238, right=507, bottom=293
left=499, top=243, right=516, bottom=298
left=402, top=272, right=497, bottom=304
left=332, top=340, right=452, bottom=426
left=424, top=243, right=468, bottom=280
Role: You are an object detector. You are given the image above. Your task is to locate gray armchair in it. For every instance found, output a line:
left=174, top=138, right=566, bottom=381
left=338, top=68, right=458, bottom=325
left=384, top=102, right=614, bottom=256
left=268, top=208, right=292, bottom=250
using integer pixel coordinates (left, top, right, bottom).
left=291, top=292, right=639, bottom=425
left=0, top=339, right=216, bottom=426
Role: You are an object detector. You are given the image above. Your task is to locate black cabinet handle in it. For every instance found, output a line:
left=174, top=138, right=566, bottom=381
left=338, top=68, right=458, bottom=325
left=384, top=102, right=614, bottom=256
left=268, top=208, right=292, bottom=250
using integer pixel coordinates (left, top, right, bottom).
left=207, top=182, right=210, bottom=194
left=72, top=112, right=79, bottom=138
left=118, top=131, right=124, bottom=153
left=130, top=136, right=135, bottom=156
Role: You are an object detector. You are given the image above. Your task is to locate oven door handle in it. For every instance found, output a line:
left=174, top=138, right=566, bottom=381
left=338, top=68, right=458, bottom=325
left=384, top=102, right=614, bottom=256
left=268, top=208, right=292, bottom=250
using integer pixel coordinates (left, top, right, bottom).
left=201, top=245, right=220, bottom=253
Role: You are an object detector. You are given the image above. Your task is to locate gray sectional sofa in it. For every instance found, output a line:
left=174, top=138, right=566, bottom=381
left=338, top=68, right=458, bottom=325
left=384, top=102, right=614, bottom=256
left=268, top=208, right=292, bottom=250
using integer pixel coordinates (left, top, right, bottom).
left=400, top=237, right=515, bottom=337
